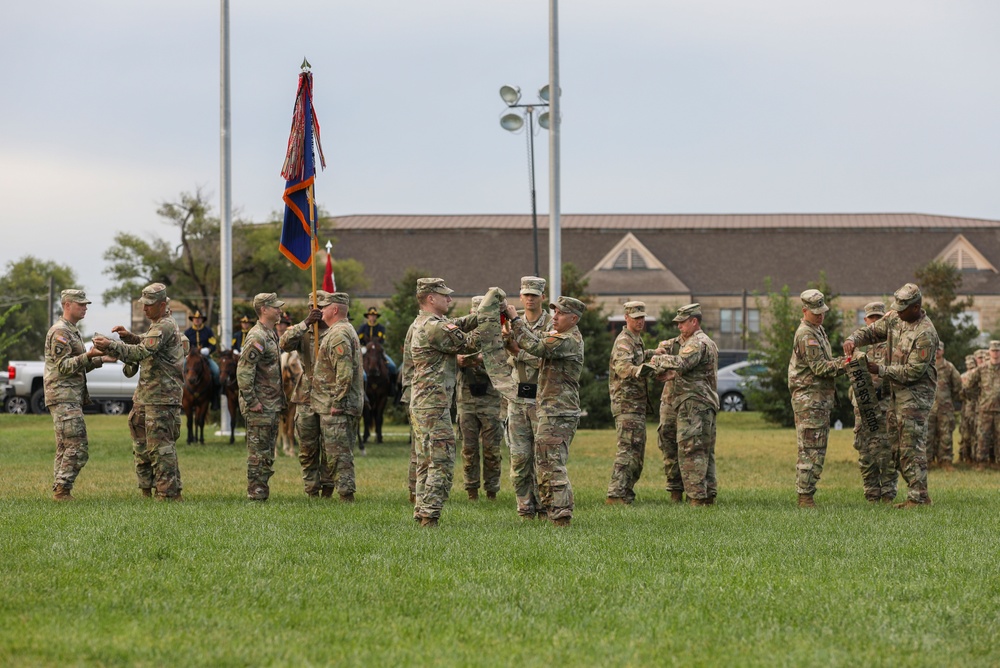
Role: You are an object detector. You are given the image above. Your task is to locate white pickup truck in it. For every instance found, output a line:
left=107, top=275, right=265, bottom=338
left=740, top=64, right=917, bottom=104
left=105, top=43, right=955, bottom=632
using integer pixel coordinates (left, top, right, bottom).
left=4, top=356, right=139, bottom=415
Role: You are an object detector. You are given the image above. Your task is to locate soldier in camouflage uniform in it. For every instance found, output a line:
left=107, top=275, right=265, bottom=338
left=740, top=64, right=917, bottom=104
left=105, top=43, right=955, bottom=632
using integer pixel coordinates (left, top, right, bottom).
left=964, top=340, right=1000, bottom=470
left=310, top=292, right=364, bottom=500
left=788, top=290, right=848, bottom=508
left=848, top=301, right=896, bottom=502
left=94, top=283, right=184, bottom=500
left=845, top=283, right=939, bottom=508
left=44, top=289, right=109, bottom=500
left=504, top=276, right=552, bottom=519
left=606, top=301, right=657, bottom=504
left=958, top=354, right=979, bottom=464
left=457, top=296, right=503, bottom=501
left=648, top=303, right=719, bottom=506
left=504, top=296, right=586, bottom=526
left=409, top=278, right=480, bottom=527
left=236, top=293, right=287, bottom=501
left=655, top=334, right=685, bottom=503
left=280, top=291, right=332, bottom=497
left=927, top=342, right=962, bottom=470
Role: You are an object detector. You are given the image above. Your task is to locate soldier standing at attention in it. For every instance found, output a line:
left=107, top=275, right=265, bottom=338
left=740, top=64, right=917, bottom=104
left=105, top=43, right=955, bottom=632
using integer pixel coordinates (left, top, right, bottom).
left=958, top=354, right=979, bottom=465
left=648, top=303, right=719, bottom=506
left=964, top=341, right=1000, bottom=471
left=310, top=292, right=364, bottom=502
left=504, top=276, right=552, bottom=519
left=504, top=296, right=586, bottom=526
left=280, top=292, right=331, bottom=497
left=44, top=289, right=108, bottom=501
left=848, top=301, right=896, bottom=503
left=787, top=290, right=848, bottom=508
left=409, top=278, right=479, bottom=527
left=605, top=301, right=657, bottom=505
left=927, top=342, right=962, bottom=470
left=845, top=283, right=939, bottom=508
left=236, top=293, right=287, bottom=501
left=93, top=283, right=185, bottom=501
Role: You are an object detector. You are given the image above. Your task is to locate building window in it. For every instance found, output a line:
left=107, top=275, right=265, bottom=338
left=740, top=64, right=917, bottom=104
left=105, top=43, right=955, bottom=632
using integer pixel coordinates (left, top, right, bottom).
left=720, top=308, right=760, bottom=334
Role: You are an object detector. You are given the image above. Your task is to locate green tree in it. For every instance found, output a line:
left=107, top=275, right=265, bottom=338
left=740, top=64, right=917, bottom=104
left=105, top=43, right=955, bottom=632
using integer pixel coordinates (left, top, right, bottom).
left=561, top=262, right=614, bottom=428
left=0, top=304, right=30, bottom=360
left=915, top=260, right=978, bottom=367
left=747, top=280, right=797, bottom=427
left=0, top=256, right=77, bottom=361
left=381, top=267, right=429, bottom=362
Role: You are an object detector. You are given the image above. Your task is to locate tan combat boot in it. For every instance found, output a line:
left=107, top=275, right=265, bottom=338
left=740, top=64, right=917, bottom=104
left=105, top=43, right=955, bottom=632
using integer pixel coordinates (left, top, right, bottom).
left=689, top=498, right=710, bottom=507
left=339, top=493, right=355, bottom=503
left=467, top=489, right=479, bottom=501
left=670, top=490, right=684, bottom=503
left=409, top=492, right=416, bottom=504
left=53, top=485, right=74, bottom=501
left=321, top=488, right=334, bottom=498
left=797, top=493, right=816, bottom=508
left=419, top=517, right=439, bottom=528
left=551, top=517, right=571, bottom=527
left=140, top=488, right=153, bottom=498
left=486, top=491, right=497, bottom=501
left=605, top=497, right=627, bottom=505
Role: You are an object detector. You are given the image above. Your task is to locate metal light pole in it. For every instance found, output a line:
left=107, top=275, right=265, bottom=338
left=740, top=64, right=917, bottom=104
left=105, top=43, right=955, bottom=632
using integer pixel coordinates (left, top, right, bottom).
left=218, top=0, right=234, bottom=435
left=499, top=87, right=551, bottom=278
left=548, top=0, right=561, bottom=300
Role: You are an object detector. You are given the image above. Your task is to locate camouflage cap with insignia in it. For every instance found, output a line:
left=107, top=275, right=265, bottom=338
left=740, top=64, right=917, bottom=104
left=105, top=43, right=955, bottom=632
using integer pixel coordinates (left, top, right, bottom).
left=990, top=341, right=1000, bottom=352
left=623, top=301, right=647, bottom=318
left=863, top=301, right=886, bottom=317
left=139, top=283, right=168, bottom=305
left=252, top=292, right=285, bottom=309
left=416, top=277, right=454, bottom=296
left=61, top=289, right=91, bottom=305
left=890, top=283, right=922, bottom=311
left=520, top=276, right=546, bottom=296
left=800, top=290, right=829, bottom=315
left=673, top=303, right=702, bottom=322
left=550, top=296, right=586, bottom=317
left=311, top=290, right=335, bottom=308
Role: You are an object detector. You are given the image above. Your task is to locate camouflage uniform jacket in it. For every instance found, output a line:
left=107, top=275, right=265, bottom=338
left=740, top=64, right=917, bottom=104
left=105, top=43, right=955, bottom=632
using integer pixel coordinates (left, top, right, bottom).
left=964, top=363, right=1000, bottom=413
left=407, top=310, right=478, bottom=411
left=510, top=321, right=584, bottom=419
left=650, top=329, right=719, bottom=412
left=43, top=317, right=102, bottom=405
left=787, top=320, right=845, bottom=414
left=848, top=310, right=938, bottom=411
left=104, top=316, right=184, bottom=406
left=507, top=310, right=553, bottom=406
left=400, top=321, right=416, bottom=405
left=310, top=319, right=364, bottom=417
left=236, top=322, right=285, bottom=415
left=609, top=328, right=655, bottom=416
left=960, top=367, right=981, bottom=407
left=930, top=358, right=962, bottom=413
left=279, top=321, right=327, bottom=405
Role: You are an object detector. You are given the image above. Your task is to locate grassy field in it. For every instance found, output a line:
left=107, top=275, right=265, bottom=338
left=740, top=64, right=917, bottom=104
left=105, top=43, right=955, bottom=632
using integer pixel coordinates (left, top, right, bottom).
left=2, top=411, right=999, bottom=667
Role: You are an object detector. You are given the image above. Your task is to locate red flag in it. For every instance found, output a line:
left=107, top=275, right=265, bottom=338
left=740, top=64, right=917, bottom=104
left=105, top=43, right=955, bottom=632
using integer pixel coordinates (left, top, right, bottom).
left=323, top=249, right=335, bottom=292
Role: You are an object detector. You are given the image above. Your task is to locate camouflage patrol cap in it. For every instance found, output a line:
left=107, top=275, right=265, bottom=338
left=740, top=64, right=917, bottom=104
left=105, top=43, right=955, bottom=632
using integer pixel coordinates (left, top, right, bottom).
left=139, top=283, right=168, bottom=305
left=416, top=277, right=454, bottom=296
left=890, top=283, right=922, bottom=311
left=990, top=341, right=1000, bottom=352
left=311, top=290, right=335, bottom=307
left=966, top=355, right=977, bottom=367
left=623, top=301, right=647, bottom=318
left=330, top=292, right=350, bottom=306
left=673, top=303, right=702, bottom=322
left=252, top=292, right=285, bottom=309
left=550, top=296, right=586, bottom=317
left=61, top=289, right=91, bottom=305
left=800, top=290, right=829, bottom=315
left=471, top=295, right=485, bottom=310
left=520, top=276, right=546, bottom=296
left=938, top=341, right=945, bottom=351
left=863, top=301, right=886, bottom=317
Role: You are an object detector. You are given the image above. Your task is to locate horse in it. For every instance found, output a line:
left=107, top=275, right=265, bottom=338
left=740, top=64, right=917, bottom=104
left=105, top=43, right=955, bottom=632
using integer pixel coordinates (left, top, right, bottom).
left=278, top=350, right=303, bottom=457
left=218, top=349, right=239, bottom=444
left=362, top=336, right=393, bottom=444
left=182, top=350, right=212, bottom=445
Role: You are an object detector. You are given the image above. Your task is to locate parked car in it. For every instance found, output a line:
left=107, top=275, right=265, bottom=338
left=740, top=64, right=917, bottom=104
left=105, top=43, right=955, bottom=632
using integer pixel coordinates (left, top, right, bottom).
left=717, top=360, right=766, bottom=412
left=5, top=351, right=138, bottom=415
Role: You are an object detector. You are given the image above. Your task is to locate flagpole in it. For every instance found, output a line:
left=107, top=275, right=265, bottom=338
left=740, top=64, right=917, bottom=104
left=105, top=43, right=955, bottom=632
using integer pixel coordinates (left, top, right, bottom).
left=310, top=186, right=319, bottom=361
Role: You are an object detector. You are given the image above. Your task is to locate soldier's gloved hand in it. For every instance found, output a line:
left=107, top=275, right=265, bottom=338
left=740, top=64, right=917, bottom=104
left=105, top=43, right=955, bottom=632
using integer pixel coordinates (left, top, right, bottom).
left=200, top=347, right=211, bottom=357
left=304, top=308, right=323, bottom=326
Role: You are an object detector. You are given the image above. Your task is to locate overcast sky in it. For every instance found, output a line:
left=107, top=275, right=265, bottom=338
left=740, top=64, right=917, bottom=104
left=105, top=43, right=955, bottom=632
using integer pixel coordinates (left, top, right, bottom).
left=3, top=1, right=1000, bottom=336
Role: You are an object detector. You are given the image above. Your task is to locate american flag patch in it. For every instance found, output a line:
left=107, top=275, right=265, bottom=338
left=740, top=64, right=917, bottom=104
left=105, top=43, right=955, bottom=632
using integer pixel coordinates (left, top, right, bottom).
left=56, top=336, right=68, bottom=343
left=253, top=341, right=264, bottom=352
left=445, top=324, right=458, bottom=330
left=808, top=339, right=819, bottom=346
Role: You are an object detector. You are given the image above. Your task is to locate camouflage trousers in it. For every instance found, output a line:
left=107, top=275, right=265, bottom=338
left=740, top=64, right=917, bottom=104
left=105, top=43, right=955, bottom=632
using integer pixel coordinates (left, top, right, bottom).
left=976, top=412, right=1000, bottom=464
left=508, top=401, right=541, bottom=517
left=128, top=404, right=182, bottom=499
left=658, top=402, right=717, bottom=497
left=926, top=408, right=956, bottom=464
left=794, top=408, right=830, bottom=496
left=607, top=413, right=646, bottom=502
left=887, top=402, right=930, bottom=503
left=852, top=403, right=896, bottom=501
left=676, top=401, right=717, bottom=501
left=319, top=414, right=358, bottom=496
left=245, top=411, right=278, bottom=500
left=412, top=406, right=457, bottom=521
left=535, top=415, right=578, bottom=520
left=959, top=404, right=977, bottom=463
left=50, top=402, right=89, bottom=491
left=458, top=409, right=502, bottom=493
left=294, top=406, right=330, bottom=496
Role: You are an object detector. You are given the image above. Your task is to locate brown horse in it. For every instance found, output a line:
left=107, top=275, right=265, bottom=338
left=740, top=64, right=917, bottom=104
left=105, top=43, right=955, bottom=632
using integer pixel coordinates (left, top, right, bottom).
left=278, top=351, right=303, bottom=456
left=218, top=349, right=239, bottom=444
left=182, top=350, right=212, bottom=444
left=363, top=336, right=392, bottom=444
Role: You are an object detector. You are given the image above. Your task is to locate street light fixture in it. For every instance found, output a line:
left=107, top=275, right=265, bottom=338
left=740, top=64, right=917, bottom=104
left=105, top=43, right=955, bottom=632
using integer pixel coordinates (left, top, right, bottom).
left=499, top=83, right=554, bottom=278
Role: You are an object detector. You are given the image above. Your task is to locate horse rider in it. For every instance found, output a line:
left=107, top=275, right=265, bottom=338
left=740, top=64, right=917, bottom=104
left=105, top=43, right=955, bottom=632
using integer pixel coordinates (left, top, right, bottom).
left=232, top=315, right=251, bottom=353
left=184, top=309, right=221, bottom=408
left=357, top=306, right=398, bottom=380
